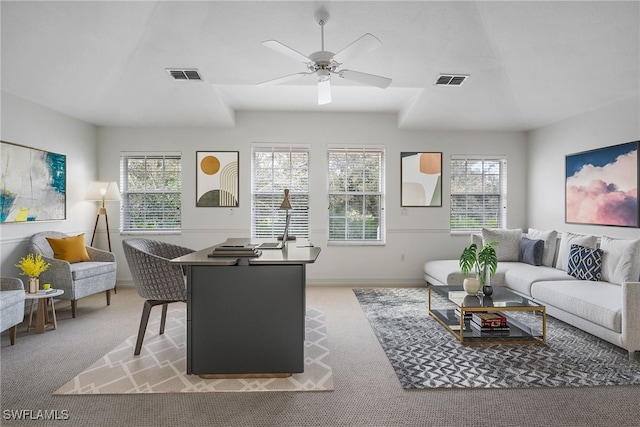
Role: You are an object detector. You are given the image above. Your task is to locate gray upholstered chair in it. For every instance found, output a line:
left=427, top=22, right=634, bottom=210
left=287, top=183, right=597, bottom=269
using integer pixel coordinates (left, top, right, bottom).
left=122, top=238, right=195, bottom=355
left=1, top=277, right=26, bottom=345
left=28, top=231, right=116, bottom=318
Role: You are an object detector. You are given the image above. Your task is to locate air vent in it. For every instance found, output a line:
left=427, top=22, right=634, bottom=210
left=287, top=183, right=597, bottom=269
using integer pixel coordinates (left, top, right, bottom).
left=434, top=74, right=469, bottom=86
left=166, top=68, right=202, bottom=81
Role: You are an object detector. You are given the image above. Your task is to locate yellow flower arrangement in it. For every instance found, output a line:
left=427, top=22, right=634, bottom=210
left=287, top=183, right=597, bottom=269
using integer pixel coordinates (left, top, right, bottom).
left=15, top=253, right=50, bottom=278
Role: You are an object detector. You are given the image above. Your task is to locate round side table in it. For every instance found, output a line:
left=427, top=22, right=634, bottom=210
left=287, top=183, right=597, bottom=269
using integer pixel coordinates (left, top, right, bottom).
left=25, top=289, right=64, bottom=334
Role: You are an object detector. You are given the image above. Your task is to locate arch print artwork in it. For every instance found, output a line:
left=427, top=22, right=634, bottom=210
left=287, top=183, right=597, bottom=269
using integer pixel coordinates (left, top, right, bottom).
left=196, top=151, right=239, bottom=207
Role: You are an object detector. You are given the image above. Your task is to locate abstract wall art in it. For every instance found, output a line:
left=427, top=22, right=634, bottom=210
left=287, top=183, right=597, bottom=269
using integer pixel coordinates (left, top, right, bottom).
left=0, top=141, right=66, bottom=223
left=566, top=141, right=639, bottom=227
left=401, top=152, right=442, bottom=207
left=196, top=151, right=239, bottom=207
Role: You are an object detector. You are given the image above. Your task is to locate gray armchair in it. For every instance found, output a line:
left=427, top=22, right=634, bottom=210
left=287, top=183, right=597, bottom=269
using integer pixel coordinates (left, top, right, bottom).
left=1, top=277, right=26, bottom=345
left=28, top=231, right=116, bottom=318
left=122, top=238, right=195, bottom=355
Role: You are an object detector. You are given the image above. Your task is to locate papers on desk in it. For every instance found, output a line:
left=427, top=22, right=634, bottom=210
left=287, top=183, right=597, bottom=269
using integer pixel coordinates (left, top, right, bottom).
left=208, top=246, right=262, bottom=257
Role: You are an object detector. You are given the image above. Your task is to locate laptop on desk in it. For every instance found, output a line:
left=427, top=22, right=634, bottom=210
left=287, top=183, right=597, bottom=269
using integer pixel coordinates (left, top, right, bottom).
left=255, top=214, right=290, bottom=250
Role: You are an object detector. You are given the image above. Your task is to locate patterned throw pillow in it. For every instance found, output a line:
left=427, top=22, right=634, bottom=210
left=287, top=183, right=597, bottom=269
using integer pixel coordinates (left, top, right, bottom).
left=567, top=244, right=603, bottom=281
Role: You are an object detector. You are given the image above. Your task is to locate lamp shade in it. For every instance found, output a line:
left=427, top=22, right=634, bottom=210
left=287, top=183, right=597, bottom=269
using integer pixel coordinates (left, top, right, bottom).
left=86, top=181, right=121, bottom=201
left=279, top=189, right=292, bottom=210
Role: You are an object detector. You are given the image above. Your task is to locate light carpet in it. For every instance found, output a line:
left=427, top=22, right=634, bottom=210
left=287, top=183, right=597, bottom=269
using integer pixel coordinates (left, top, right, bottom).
left=354, top=287, right=640, bottom=389
left=54, top=308, right=333, bottom=394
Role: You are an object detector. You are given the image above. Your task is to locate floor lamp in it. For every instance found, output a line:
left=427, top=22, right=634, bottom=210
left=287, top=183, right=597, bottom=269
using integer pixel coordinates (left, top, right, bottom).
left=86, top=181, right=121, bottom=252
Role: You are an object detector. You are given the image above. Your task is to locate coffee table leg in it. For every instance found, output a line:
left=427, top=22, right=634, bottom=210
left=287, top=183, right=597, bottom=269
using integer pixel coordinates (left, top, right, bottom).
left=49, top=297, right=58, bottom=329
left=35, top=299, right=46, bottom=333
left=26, top=300, right=35, bottom=332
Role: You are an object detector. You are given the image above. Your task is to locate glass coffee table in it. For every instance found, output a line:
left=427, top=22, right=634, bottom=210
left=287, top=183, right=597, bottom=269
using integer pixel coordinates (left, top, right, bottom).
left=428, top=285, right=546, bottom=345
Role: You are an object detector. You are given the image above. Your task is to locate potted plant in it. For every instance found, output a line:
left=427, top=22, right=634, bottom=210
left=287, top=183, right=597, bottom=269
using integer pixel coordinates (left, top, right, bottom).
left=459, top=241, right=498, bottom=295
left=15, top=253, right=50, bottom=293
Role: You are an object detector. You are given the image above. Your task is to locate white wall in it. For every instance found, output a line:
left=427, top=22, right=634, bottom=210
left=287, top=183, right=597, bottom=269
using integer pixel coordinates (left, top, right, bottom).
left=98, top=112, right=528, bottom=285
left=527, top=96, right=640, bottom=241
left=0, top=92, right=98, bottom=277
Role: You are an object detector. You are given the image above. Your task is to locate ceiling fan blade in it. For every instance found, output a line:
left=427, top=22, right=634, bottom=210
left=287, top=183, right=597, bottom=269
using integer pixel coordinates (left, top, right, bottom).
left=333, top=33, right=382, bottom=64
left=262, top=40, right=310, bottom=63
left=318, top=79, right=331, bottom=105
left=259, top=72, right=309, bottom=86
left=339, top=70, right=392, bottom=89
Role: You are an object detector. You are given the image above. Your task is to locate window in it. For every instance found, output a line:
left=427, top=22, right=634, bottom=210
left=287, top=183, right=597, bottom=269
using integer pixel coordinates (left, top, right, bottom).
left=251, top=145, right=309, bottom=238
left=450, top=156, right=508, bottom=232
left=327, top=146, right=385, bottom=244
left=120, top=152, right=182, bottom=233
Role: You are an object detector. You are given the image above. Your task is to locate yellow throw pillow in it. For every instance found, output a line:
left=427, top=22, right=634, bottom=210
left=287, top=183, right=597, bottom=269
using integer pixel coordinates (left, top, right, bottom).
left=46, top=233, right=90, bottom=263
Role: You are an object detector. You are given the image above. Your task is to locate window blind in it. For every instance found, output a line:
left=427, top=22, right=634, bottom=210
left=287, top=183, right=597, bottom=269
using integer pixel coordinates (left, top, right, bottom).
left=120, top=152, right=182, bottom=232
left=450, top=155, right=507, bottom=232
left=251, top=145, right=309, bottom=238
left=327, top=146, right=385, bottom=243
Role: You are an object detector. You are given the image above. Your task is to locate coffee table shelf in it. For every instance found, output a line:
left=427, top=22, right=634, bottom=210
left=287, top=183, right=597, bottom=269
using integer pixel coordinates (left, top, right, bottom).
left=428, top=285, right=546, bottom=345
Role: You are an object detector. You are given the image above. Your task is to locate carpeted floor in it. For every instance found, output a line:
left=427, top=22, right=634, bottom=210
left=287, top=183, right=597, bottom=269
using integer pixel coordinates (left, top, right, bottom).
left=354, top=287, right=640, bottom=389
left=54, top=308, right=333, bottom=394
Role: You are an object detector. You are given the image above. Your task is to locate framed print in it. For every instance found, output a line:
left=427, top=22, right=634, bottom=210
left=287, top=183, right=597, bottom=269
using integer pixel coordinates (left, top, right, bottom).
left=1, top=141, right=66, bottom=222
left=401, top=152, right=442, bottom=207
left=566, top=141, right=638, bottom=227
left=196, top=151, right=239, bottom=207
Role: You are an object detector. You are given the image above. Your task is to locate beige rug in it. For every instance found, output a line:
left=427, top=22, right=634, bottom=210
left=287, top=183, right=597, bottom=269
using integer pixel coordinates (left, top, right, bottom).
left=55, top=308, right=333, bottom=394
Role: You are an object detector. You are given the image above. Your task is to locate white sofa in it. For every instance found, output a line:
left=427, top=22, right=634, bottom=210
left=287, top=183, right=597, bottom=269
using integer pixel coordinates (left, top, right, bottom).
left=424, top=229, right=640, bottom=361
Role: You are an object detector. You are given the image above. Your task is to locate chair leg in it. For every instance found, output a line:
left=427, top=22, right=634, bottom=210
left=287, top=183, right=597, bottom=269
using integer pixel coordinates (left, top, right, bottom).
left=134, top=300, right=169, bottom=356
left=159, top=303, right=169, bottom=335
left=106, top=289, right=111, bottom=306
left=9, top=325, right=17, bottom=345
left=71, top=300, right=77, bottom=318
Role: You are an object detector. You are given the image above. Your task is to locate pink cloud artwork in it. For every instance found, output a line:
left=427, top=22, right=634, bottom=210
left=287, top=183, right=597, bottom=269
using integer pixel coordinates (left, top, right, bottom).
left=566, top=148, right=638, bottom=227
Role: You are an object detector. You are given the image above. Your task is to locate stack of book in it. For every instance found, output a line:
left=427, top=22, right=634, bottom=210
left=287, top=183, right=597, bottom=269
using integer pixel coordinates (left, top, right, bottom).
left=470, top=312, right=510, bottom=334
left=454, top=307, right=478, bottom=320
left=208, top=246, right=262, bottom=258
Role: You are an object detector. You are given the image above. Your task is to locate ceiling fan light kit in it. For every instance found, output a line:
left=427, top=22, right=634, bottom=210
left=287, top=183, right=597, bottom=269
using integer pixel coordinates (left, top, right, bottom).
left=260, top=13, right=392, bottom=105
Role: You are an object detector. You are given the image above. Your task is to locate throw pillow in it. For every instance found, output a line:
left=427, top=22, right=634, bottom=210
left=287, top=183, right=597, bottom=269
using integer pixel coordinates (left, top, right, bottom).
left=567, top=244, right=603, bottom=281
left=482, top=228, right=522, bottom=262
left=519, top=237, right=544, bottom=266
left=45, top=233, right=90, bottom=263
left=599, top=236, right=640, bottom=285
left=526, top=228, right=558, bottom=267
left=555, top=232, right=597, bottom=271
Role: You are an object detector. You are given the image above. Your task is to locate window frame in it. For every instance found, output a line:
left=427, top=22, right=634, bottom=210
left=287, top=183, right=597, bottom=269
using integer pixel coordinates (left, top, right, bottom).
left=250, top=144, right=310, bottom=239
left=327, top=145, right=386, bottom=246
left=119, top=151, right=182, bottom=235
left=449, top=155, right=508, bottom=234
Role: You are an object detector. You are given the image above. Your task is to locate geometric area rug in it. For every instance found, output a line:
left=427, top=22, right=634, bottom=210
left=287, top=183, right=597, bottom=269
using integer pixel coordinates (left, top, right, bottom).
left=54, top=308, right=333, bottom=394
left=354, top=288, right=640, bottom=389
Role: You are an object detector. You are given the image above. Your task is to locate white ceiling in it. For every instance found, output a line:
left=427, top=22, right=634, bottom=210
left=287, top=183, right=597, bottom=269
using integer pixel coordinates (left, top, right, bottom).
left=1, top=1, right=638, bottom=131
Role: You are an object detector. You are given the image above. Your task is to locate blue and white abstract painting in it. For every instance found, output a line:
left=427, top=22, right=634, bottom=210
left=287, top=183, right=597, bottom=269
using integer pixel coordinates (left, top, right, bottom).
left=1, top=141, right=66, bottom=222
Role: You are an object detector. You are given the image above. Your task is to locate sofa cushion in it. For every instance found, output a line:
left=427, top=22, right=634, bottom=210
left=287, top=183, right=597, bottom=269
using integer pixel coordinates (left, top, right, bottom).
left=531, top=280, right=622, bottom=332
left=567, top=244, right=603, bottom=281
left=503, top=263, right=574, bottom=297
left=519, top=237, right=544, bottom=266
left=599, top=236, right=640, bottom=286
left=70, top=262, right=117, bottom=281
left=45, top=233, right=90, bottom=263
left=482, top=228, right=522, bottom=262
left=556, top=232, right=597, bottom=271
left=0, top=289, right=26, bottom=311
left=526, top=228, right=558, bottom=267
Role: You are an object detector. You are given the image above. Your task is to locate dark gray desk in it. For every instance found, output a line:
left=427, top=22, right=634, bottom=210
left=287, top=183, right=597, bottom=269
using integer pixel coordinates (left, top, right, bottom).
left=171, top=239, right=320, bottom=377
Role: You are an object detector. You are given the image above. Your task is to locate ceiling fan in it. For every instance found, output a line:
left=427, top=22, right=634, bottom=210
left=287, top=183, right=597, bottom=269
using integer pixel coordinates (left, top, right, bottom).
left=259, top=13, right=392, bottom=105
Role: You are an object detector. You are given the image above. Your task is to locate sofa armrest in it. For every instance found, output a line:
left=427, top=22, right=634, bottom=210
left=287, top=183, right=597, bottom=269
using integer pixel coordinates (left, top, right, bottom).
left=622, top=281, right=640, bottom=352
left=0, top=277, right=25, bottom=291
left=37, top=256, right=73, bottom=291
left=86, top=246, right=116, bottom=262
